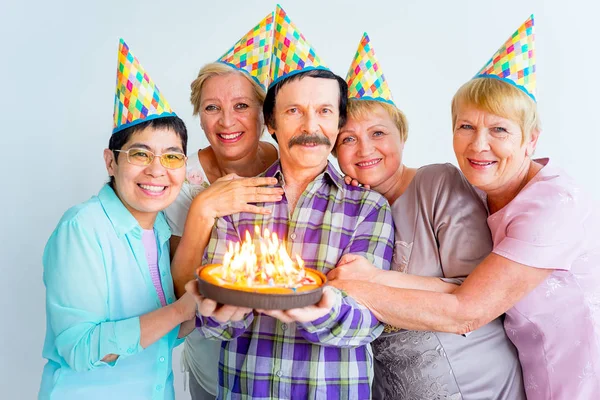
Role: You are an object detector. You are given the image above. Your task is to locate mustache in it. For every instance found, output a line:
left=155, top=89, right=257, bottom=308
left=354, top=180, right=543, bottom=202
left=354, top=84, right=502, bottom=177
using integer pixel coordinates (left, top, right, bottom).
left=288, top=134, right=332, bottom=148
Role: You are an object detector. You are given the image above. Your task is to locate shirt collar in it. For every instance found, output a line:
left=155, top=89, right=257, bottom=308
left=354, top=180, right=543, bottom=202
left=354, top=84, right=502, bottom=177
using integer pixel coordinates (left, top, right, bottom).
left=153, top=212, right=172, bottom=245
left=98, top=184, right=171, bottom=243
left=265, top=159, right=344, bottom=190
left=323, top=161, right=345, bottom=190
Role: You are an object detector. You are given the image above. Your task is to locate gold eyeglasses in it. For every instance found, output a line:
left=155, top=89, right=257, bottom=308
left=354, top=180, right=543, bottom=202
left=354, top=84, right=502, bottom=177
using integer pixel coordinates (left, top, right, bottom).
left=114, top=148, right=187, bottom=169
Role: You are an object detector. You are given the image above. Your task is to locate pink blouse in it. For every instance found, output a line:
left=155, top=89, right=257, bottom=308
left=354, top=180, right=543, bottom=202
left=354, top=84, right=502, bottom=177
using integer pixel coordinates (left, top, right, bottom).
left=488, top=158, right=600, bottom=399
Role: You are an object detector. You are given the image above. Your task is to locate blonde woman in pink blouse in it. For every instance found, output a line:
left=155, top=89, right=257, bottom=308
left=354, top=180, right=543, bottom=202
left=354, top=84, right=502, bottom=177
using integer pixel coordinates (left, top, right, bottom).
left=331, top=76, right=600, bottom=399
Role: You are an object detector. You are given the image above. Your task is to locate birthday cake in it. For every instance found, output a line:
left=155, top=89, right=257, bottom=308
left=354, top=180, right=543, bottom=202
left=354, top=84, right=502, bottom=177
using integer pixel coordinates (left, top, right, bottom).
left=196, top=228, right=326, bottom=308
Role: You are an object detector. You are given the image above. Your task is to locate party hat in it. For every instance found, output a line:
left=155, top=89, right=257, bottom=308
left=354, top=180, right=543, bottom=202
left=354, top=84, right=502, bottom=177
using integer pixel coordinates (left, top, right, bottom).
left=346, top=33, right=394, bottom=105
left=113, top=39, right=176, bottom=134
left=217, top=11, right=275, bottom=90
left=269, top=4, right=329, bottom=88
left=475, top=15, right=536, bottom=101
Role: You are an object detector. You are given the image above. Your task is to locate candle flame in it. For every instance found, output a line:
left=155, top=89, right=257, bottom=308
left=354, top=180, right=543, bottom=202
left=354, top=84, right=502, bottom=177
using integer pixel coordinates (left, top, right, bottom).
left=218, top=226, right=310, bottom=288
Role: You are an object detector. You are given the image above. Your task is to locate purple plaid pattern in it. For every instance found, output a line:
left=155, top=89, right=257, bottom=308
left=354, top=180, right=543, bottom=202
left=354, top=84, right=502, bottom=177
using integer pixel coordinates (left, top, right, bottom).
left=196, top=161, right=394, bottom=399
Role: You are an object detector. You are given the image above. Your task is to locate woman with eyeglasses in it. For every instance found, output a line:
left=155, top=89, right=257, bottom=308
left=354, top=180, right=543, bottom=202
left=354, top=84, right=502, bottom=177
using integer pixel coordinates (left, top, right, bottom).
left=40, top=116, right=197, bottom=399
left=40, top=40, right=198, bottom=399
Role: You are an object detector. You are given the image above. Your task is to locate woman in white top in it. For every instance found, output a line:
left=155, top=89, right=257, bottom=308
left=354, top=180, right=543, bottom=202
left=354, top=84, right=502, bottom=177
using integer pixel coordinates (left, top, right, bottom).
left=165, top=63, right=280, bottom=399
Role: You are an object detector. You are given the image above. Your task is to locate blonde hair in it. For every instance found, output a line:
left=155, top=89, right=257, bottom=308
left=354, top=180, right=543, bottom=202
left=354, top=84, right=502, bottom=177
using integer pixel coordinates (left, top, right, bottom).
left=346, top=99, right=409, bottom=142
left=190, top=62, right=266, bottom=116
left=451, top=78, right=541, bottom=143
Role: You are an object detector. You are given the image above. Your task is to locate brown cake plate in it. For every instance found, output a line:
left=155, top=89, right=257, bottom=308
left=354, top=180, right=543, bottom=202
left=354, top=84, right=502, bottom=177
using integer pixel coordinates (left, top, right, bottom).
left=195, top=264, right=327, bottom=310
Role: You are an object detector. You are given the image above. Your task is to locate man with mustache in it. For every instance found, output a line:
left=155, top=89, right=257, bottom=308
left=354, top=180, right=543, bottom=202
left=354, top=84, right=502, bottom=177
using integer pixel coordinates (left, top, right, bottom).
left=186, top=67, right=395, bottom=400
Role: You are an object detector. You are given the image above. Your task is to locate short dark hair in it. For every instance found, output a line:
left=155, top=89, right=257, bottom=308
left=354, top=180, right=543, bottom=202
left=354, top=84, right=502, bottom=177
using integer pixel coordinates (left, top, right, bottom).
left=108, top=116, right=188, bottom=187
left=263, top=69, right=348, bottom=138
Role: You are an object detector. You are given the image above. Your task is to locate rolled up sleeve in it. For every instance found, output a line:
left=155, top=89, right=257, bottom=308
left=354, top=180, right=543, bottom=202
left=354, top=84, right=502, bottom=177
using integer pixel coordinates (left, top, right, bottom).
left=44, top=219, right=142, bottom=372
left=297, top=287, right=383, bottom=347
left=195, top=312, right=254, bottom=341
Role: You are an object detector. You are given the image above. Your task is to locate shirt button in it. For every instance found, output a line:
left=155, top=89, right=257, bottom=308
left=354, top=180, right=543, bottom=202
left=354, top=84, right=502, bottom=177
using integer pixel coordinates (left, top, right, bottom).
left=159, top=356, right=165, bottom=363
left=276, top=370, right=283, bottom=377
left=127, top=348, right=134, bottom=354
left=290, top=232, right=297, bottom=240
left=168, top=297, right=173, bottom=302
left=281, top=324, right=287, bottom=331
left=156, top=384, right=163, bottom=391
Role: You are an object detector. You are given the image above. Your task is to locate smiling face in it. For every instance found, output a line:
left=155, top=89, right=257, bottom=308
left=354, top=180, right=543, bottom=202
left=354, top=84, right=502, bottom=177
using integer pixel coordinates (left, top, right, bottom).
left=104, top=126, right=186, bottom=228
left=336, top=103, right=404, bottom=191
left=453, top=102, right=538, bottom=194
left=199, top=72, right=264, bottom=161
left=268, top=76, right=340, bottom=174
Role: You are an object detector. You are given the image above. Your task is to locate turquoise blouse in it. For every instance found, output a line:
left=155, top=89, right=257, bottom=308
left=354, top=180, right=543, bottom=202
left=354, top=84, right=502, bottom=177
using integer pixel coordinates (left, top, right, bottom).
left=39, top=184, right=181, bottom=400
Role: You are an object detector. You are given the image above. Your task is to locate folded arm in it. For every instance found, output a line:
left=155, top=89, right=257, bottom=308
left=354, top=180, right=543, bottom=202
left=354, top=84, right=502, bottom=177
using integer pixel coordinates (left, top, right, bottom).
left=44, top=220, right=194, bottom=372
left=332, top=253, right=552, bottom=334
left=329, top=254, right=459, bottom=293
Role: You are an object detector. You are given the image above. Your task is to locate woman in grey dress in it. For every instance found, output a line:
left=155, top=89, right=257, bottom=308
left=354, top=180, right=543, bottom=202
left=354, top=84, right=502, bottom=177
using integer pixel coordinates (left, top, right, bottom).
left=329, top=98, right=525, bottom=399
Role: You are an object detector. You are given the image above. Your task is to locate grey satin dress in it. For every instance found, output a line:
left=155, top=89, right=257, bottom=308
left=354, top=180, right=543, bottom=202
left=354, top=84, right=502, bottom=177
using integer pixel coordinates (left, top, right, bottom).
left=372, top=164, right=525, bottom=400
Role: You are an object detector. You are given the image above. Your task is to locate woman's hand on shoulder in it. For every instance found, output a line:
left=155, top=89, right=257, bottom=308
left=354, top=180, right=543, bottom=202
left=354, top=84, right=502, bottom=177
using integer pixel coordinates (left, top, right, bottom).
left=189, top=174, right=284, bottom=219
left=344, top=175, right=370, bottom=189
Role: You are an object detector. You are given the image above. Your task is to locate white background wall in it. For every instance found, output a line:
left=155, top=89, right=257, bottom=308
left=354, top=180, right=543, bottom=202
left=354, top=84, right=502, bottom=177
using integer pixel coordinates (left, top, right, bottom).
left=2, top=0, right=598, bottom=398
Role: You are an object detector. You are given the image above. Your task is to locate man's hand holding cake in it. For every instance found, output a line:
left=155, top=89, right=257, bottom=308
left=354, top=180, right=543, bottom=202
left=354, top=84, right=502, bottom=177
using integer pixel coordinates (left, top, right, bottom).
left=187, top=226, right=339, bottom=324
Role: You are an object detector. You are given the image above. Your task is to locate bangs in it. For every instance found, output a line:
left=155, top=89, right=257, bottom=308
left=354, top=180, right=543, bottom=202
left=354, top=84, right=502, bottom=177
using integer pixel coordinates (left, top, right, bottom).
left=346, top=99, right=408, bottom=142
left=452, top=78, right=540, bottom=141
left=190, top=62, right=266, bottom=116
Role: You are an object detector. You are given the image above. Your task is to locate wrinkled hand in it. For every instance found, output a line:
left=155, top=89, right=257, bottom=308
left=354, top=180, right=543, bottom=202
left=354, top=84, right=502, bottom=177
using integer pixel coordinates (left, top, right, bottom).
left=327, top=254, right=381, bottom=282
left=327, top=279, right=352, bottom=293
left=184, top=280, right=252, bottom=323
left=191, top=174, right=284, bottom=219
left=343, top=175, right=370, bottom=190
left=174, top=292, right=198, bottom=322
left=258, top=286, right=338, bottom=323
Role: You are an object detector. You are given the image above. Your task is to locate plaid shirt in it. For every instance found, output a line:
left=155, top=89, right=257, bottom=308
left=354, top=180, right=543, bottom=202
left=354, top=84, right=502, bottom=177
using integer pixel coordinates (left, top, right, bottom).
left=198, top=161, right=394, bottom=400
